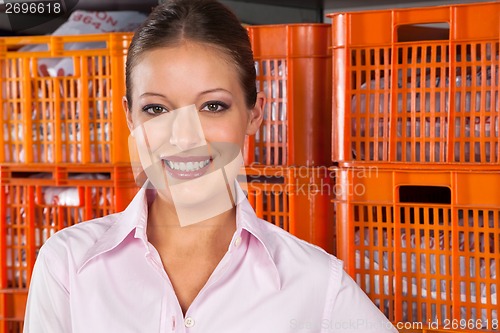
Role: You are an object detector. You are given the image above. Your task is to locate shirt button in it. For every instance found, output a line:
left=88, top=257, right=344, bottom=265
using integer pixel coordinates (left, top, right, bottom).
left=234, top=236, right=242, bottom=248
left=184, top=317, right=195, bottom=328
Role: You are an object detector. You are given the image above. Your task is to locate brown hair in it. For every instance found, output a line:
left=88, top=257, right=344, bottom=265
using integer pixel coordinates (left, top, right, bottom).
left=125, top=0, right=257, bottom=108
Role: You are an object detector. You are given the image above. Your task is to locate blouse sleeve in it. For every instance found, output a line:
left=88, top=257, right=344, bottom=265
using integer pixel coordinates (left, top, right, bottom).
left=324, top=257, right=398, bottom=333
left=23, top=243, right=72, bottom=333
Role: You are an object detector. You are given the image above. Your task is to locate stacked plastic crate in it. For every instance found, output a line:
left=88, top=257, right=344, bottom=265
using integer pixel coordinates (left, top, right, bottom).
left=330, top=2, right=499, bottom=331
left=0, top=33, right=139, bottom=332
left=244, top=24, right=335, bottom=254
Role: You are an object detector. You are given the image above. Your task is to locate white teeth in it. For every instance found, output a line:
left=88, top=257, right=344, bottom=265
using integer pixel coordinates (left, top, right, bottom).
left=165, top=159, right=210, bottom=172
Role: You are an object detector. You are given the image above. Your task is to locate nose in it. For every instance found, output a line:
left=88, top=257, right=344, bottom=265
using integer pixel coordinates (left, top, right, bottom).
left=169, top=107, right=206, bottom=151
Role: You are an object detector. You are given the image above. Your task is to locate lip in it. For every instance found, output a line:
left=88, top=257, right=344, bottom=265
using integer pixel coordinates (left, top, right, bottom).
left=161, top=155, right=211, bottom=163
left=161, top=155, right=212, bottom=180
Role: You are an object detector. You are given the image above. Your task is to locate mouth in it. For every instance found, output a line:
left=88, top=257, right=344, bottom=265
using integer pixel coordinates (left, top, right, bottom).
left=161, top=155, right=212, bottom=179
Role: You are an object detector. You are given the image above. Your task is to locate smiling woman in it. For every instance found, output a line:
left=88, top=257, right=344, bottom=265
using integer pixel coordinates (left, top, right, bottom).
left=124, top=43, right=258, bottom=221
left=23, top=1, right=398, bottom=332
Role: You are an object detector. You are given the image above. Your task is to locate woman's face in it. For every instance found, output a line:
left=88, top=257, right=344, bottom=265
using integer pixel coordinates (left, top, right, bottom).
left=124, top=41, right=263, bottom=220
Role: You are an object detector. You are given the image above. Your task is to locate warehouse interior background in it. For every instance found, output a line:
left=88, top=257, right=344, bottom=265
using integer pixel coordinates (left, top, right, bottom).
left=0, top=0, right=495, bottom=35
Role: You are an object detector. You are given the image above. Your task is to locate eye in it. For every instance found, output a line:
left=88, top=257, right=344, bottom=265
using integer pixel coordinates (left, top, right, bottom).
left=201, top=101, right=229, bottom=113
left=142, top=104, right=168, bottom=115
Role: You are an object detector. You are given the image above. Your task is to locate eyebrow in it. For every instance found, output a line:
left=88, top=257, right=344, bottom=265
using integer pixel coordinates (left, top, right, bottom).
left=139, top=88, right=232, bottom=100
left=139, top=92, right=168, bottom=98
left=198, top=88, right=232, bottom=97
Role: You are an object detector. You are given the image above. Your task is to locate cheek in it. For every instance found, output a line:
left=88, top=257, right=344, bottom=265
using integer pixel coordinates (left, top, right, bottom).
left=131, top=113, right=174, bottom=151
left=201, top=114, right=248, bottom=146
left=130, top=111, right=148, bottom=129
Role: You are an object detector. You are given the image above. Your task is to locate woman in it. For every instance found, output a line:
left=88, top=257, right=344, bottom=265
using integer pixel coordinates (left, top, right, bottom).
left=24, top=1, right=398, bottom=332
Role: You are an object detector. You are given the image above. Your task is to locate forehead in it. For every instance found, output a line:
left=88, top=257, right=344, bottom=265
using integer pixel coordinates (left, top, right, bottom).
left=131, top=42, right=240, bottom=95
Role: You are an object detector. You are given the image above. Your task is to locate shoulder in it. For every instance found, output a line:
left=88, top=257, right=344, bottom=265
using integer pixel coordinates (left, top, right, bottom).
left=254, top=222, right=397, bottom=332
left=40, top=212, right=121, bottom=263
left=254, top=218, right=343, bottom=284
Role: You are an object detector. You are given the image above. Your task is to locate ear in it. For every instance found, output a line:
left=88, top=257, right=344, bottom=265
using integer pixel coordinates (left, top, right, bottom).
left=123, top=96, right=135, bottom=134
left=246, top=91, right=265, bottom=135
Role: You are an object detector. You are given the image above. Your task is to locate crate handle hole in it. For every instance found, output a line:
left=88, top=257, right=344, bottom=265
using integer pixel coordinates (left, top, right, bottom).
left=399, top=185, right=451, bottom=204
left=11, top=171, right=53, bottom=179
left=67, top=172, right=111, bottom=179
left=397, top=23, right=450, bottom=42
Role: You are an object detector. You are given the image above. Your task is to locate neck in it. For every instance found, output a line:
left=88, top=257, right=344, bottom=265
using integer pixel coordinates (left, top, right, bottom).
left=147, top=194, right=237, bottom=256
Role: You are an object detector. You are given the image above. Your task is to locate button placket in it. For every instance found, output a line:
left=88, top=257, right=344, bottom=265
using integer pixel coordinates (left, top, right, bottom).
left=184, top=316, right=195, bottom=328
left=234, top=235, right=242, bottom=248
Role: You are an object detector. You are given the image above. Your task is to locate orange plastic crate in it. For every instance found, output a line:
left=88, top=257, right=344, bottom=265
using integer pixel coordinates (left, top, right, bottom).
left=330, top=2, right=500, bottom=165
left=242, top=166, right=335, bottom=253
left=246, top=24, right=332, bottom=166
left=0, top=289, right=26, bottom=333
left=0, top=165, right=138, bottom=291
left=334, top=165, right=499, bottom=330
left=0, top=33, right=133, bottom=165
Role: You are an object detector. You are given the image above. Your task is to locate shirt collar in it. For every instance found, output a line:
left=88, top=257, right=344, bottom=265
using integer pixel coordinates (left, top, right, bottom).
left=232, top=184, right=282, bottom=289
left=77, top=182, right=282, bottom=289
left=77, top=184, right=150, bottom=273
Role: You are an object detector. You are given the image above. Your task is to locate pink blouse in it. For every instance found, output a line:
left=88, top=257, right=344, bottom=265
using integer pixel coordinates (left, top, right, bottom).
left=24, top=185, right=397, bottom=332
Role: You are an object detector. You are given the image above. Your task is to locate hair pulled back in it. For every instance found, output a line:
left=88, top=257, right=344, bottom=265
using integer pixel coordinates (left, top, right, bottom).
left=125, top=0, right=257, bottom=109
